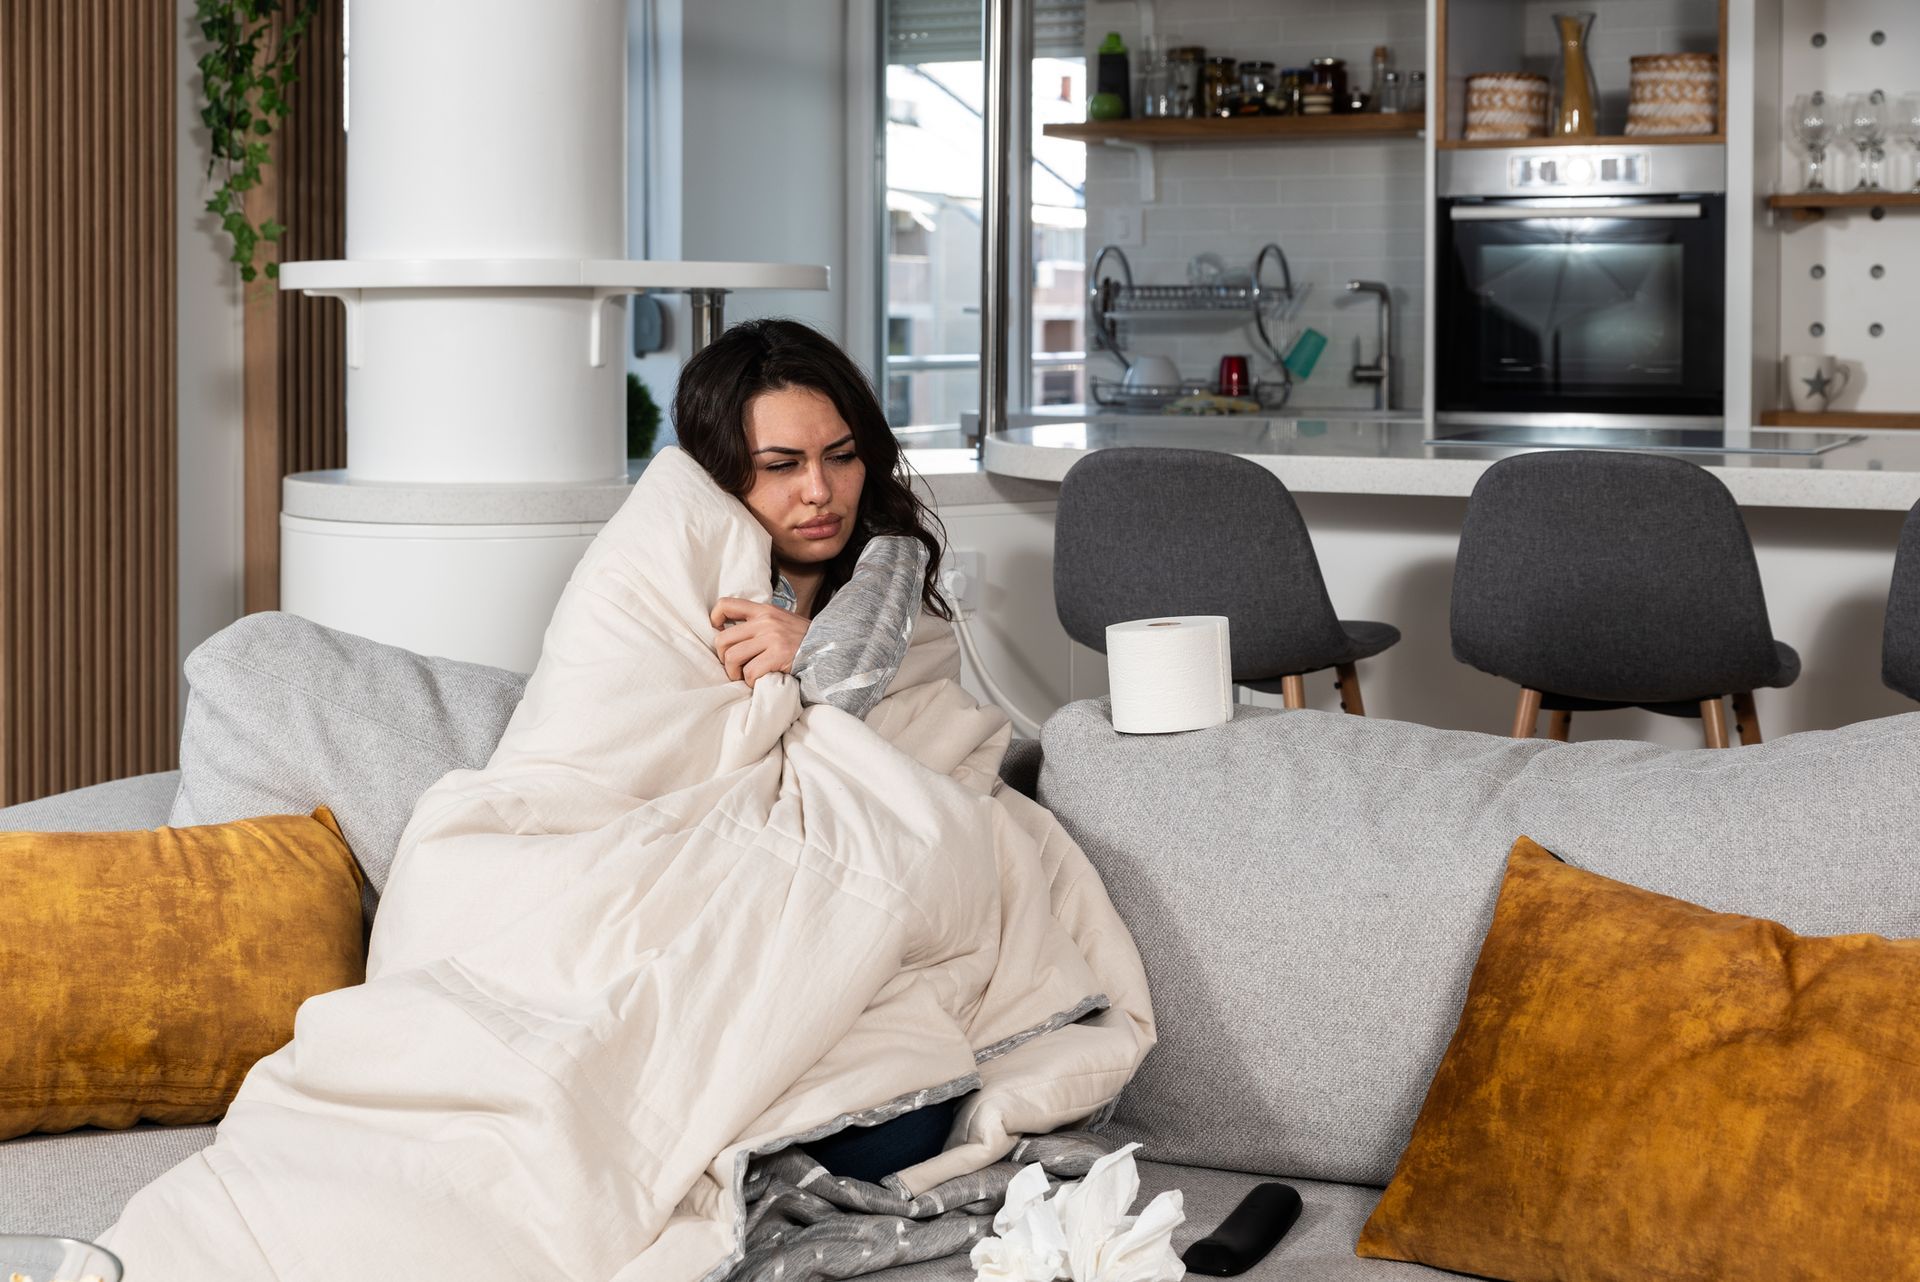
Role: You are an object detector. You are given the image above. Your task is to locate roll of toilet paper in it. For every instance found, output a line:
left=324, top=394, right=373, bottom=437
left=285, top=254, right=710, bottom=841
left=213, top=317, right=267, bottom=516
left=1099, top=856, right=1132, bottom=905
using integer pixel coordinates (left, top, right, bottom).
left=1106, top=615, right=1233, bottom=734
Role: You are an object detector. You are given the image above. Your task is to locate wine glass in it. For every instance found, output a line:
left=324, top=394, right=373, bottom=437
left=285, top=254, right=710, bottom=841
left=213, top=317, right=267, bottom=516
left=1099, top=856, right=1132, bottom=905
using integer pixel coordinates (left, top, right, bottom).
left=1844, top=92, right=1889, bottom=192
left=1893, top=93, right=1920, bottom=193
left=1788, top=92, right=1834, bottom=192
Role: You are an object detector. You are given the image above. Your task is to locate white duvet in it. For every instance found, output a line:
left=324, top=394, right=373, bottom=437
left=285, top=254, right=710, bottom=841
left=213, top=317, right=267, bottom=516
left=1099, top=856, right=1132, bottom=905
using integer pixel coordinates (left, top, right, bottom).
left=106, top=448, right=1155, bottom=1282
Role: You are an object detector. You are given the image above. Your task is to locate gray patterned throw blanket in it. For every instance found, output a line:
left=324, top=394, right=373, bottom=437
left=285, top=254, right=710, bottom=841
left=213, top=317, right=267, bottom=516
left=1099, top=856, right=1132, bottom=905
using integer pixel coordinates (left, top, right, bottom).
left=729, top=1131, right=1117, bottom=1282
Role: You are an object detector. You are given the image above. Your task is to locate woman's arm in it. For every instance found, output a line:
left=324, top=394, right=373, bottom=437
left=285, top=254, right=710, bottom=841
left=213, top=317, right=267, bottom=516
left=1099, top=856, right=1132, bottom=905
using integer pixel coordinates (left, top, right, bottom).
left=791, top=535, right=929, bottom=719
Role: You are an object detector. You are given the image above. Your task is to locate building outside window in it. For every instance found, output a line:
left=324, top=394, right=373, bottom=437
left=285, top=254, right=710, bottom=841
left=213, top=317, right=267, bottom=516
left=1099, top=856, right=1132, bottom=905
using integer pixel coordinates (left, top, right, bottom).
left=882, top=1, right=1087, bottom=437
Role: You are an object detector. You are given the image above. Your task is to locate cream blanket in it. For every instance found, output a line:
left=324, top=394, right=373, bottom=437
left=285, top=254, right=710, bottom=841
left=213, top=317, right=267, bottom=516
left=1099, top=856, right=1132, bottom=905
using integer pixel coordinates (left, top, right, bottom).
left=107, top=448, right=1155, bottom=1281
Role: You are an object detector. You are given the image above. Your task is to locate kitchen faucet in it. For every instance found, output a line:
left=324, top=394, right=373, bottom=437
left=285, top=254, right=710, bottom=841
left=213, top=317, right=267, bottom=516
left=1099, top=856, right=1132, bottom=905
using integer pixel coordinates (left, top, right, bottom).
left=1345, top=279, right=1393, bottom=411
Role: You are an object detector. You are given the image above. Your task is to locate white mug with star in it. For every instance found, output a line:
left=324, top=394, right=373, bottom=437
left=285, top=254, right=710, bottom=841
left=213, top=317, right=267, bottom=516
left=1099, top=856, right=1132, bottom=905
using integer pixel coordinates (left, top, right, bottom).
left=1784, top=354, right=1852, bottom=413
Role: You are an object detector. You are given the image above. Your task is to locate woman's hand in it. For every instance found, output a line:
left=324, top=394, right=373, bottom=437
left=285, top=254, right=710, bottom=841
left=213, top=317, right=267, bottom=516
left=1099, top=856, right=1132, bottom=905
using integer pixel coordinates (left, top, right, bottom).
left=710, top=598, right=811, bottom=687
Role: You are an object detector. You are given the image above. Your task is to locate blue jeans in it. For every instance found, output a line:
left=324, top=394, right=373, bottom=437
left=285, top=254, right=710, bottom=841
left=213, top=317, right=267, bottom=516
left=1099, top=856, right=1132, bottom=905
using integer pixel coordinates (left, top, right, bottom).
left=800, top=1096, right=961, bottom=1184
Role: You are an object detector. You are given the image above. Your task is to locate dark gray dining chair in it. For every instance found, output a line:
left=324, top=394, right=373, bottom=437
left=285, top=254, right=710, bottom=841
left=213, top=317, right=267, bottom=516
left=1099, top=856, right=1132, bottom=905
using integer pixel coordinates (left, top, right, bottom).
left=1054, top=447, right=1399, bottom=712
left=1882, top=499, right=1920, bottom=701
left=1451, top=449, right=1799, bottom=747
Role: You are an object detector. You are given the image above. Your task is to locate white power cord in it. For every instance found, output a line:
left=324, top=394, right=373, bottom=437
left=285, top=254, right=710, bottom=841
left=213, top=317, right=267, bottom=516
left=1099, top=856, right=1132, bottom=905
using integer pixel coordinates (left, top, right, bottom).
left=941, top=566, right=1047, bottom=739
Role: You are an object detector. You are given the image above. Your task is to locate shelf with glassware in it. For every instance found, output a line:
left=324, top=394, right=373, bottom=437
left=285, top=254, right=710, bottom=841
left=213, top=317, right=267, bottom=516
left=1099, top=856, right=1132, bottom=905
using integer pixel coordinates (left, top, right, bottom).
left=1436, top=133, right=1723, bottom=151
left=1766, top=192, right=1920, bottom=222
left=1759, top=410, right=1920, bottom=430
left=1045, top=115, right=1424, bottom=145
left=1779, top=90, right=1920, bottom=219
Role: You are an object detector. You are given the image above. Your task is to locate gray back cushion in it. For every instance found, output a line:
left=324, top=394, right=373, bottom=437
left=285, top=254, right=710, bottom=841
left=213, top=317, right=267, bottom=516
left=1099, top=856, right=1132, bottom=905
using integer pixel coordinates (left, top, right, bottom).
left=0, top=771, right=180, bottom=833
left=169, top=613, right=528, bottom=922
left=1038, top=700, right=1920, bottom=1187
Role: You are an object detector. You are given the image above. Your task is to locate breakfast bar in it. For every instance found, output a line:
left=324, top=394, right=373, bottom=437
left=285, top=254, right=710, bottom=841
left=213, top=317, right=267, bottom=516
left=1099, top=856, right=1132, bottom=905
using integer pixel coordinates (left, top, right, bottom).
left=919, top=417, right=1920, bottom=750
left=977, top=417, right=1920, bottom=512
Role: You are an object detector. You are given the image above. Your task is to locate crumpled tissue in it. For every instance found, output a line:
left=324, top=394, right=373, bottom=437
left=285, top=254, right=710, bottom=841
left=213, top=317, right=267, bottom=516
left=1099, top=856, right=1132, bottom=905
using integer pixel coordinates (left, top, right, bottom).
left=970, top=1143, right=1186, bottom=1282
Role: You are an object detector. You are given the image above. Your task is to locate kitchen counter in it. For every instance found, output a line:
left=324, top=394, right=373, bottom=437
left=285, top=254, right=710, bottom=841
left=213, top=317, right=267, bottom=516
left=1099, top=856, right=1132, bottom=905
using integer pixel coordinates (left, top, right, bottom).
left=977, top=417, right=1920, bottom=512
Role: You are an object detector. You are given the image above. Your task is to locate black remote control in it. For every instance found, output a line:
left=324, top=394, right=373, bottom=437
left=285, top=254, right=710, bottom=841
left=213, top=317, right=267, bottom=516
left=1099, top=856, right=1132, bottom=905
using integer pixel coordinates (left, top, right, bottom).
left=1180, top=1181, right=1303, bottom=1276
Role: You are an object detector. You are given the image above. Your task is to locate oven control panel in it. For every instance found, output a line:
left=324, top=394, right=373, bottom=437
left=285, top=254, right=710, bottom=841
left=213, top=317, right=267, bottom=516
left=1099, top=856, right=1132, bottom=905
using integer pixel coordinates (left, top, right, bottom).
left=1438, top=143, right=1724, bottom=199
left=1508, top=152, right=1650, bottom=189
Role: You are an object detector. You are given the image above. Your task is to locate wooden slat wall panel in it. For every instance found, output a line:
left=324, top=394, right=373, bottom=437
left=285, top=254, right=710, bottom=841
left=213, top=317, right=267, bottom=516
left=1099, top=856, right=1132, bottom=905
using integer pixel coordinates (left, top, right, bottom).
left=244, top=1, right=346, bottom=612
left=282, top=0, right=345, bottom=477
left=0, top=0, right=176, bottom=805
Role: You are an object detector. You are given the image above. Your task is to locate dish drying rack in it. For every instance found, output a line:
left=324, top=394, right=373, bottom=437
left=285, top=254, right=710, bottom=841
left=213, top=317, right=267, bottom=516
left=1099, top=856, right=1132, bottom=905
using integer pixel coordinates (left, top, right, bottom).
left=1088, top=242, right=1304, bottom=412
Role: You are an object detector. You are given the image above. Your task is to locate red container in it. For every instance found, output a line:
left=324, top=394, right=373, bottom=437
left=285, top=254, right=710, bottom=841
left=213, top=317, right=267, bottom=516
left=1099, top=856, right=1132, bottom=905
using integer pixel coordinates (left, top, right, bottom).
left=1217, top=354, right=1251, bottom=397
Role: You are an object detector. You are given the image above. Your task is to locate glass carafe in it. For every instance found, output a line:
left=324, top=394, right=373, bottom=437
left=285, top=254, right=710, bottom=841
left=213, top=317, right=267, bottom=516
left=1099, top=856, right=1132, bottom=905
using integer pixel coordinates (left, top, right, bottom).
left=1552, top=12, right=1599, bottom=137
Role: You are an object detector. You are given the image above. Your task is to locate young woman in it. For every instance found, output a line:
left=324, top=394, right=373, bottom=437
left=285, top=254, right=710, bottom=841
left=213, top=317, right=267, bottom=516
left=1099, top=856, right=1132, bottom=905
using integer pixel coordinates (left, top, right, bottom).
left=670, top=316, right=965, bottom=1179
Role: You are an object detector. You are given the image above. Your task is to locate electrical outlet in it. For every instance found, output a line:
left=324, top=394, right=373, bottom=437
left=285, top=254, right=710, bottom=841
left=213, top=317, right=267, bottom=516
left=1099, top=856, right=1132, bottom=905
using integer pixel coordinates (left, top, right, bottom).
left=1104, top=208, right=1141, bottom=247
left=942, top=549, right=983, bottom=613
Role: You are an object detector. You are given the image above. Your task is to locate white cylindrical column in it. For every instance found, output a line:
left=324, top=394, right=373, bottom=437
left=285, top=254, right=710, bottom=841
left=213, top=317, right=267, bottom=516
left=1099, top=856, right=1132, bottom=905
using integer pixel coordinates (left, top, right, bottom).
left=346, top=0, right=625, bottom=259
left=346, top=290, right=625, bottom=483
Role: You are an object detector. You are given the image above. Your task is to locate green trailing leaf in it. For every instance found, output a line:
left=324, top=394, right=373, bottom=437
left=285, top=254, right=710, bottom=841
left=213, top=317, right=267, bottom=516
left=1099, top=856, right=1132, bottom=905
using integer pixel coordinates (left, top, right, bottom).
left=628, top=374, right=662, bottom=460
left=196, top=0, right=319, bottom=282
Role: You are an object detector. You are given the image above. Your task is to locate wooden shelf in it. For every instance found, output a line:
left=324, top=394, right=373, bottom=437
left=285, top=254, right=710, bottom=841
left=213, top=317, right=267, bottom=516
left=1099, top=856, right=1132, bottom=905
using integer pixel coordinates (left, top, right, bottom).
left=1760, top=410, right=1920, bottom=431
left=1436, top=133, right=1722, bottom=150
left=1766, top=192, right=1920, bottom=223
left=1043, top=114, right=1424, bottom=145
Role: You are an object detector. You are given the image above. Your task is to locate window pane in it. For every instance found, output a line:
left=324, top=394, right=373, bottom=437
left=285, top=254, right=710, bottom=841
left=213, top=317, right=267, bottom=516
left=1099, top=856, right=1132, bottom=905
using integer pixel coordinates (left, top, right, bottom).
left=880, top=52, right=1087, bottom=435
left=1031, top=57, right=1085, bottom=410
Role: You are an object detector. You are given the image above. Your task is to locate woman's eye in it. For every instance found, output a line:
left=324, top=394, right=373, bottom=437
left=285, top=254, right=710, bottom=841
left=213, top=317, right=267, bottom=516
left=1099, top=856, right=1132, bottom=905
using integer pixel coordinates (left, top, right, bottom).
left=830, top=452, right=858, bottom=464
left=765, top=461, right=796, bottom=472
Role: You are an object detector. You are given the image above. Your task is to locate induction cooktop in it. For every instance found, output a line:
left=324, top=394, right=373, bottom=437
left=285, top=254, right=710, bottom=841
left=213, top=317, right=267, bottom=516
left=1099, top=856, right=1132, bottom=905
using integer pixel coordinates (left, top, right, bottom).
left=1424, top=425, right=1865, bottom=456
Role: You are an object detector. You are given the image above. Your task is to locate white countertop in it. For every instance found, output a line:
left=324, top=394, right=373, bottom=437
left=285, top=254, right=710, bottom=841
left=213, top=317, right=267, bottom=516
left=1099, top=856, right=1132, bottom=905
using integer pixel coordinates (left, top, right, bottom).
left=980, top=417, right=1920, bottom=512
left=281, top=451, right=1052, bottom=525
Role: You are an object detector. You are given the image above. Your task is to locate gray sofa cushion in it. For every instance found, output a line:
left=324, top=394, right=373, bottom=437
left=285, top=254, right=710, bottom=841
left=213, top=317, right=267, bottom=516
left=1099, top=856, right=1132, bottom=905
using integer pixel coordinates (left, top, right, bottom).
left=0, top=1123, right=216, bottom=1238
left=169, top=613, right=528, bottom=921
left=1038, top=700, right=1920, bottom=1188
left=0, top=772, right=179, bottom=832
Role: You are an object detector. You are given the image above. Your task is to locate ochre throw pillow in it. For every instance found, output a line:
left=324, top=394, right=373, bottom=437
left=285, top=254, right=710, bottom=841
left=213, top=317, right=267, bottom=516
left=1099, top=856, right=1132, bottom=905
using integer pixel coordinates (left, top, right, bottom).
left=1358, top=835, right=1920, bottom=1282
left=0, top=808, right=365, bottom=1139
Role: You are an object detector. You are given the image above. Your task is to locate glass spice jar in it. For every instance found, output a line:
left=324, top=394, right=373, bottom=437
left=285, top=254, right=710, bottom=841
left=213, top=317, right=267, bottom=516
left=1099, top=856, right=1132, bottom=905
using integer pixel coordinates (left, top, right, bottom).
left=1238, top=60, right=1277, bottom=116
left=1277, top=67, right=1308, bottom=116
left=1309, top=57, right=1348, bottom=113
left=1204, top=56, right=1239, bottom=117
left=1167, top=46, right=1205, bottom=118
left=1403, top=70, right=1427, bottom=115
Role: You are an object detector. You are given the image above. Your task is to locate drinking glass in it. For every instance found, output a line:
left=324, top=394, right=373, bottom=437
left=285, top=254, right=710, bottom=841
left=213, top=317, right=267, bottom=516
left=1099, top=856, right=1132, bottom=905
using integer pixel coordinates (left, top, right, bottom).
left=1788, top=93, right=1833, bottom=192
left=1894, top=93, right=1920, bottom=193
left=1844, top=92, right=1888, bottom=192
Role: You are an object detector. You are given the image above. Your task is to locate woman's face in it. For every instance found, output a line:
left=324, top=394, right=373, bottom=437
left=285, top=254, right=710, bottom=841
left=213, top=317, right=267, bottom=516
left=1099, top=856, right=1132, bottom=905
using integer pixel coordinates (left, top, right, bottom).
left=741, top=385, right=867, bottom=567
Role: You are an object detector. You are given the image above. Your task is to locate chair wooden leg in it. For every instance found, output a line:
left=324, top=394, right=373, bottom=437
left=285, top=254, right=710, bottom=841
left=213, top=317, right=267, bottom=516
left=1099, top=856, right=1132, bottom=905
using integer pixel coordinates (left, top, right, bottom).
left=1700, top=697, right=1730, bottom=748
left=1511, top=687, right=1542, bottom=739
left=1546, top=709, right=1572, bottom=742
left=1334, top=663, right=1366, bottom=716
left=1731, top=691, right=1762, bottom=745
left=1280, top=674, right=1308, bottom=709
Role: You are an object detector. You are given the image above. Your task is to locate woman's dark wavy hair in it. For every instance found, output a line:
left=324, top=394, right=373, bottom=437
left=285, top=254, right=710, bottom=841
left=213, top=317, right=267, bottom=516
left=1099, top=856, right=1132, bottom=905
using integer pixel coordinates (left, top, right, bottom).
left=672, top=318, right=951, bottom=621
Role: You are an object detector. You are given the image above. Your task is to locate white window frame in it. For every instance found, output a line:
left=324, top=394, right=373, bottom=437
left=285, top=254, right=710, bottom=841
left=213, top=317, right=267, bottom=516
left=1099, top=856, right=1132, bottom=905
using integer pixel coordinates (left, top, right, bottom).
left=846, top=0, right=1039, bottom=429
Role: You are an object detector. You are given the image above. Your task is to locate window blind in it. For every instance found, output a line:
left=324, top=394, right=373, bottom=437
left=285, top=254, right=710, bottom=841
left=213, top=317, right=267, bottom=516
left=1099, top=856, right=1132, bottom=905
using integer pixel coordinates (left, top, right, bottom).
left=886, top=0, right=1086, bottom=63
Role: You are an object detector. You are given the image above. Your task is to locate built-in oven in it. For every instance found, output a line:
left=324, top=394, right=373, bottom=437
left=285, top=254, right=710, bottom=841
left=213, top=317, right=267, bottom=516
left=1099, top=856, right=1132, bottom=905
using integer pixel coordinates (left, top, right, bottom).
left=1435, top=145, right=1726, bottom=426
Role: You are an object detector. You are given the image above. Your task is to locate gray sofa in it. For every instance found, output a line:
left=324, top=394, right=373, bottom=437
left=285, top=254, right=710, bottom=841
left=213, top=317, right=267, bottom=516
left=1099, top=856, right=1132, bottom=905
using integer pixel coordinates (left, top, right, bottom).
left=6, top=613, right=1919, bottom=1281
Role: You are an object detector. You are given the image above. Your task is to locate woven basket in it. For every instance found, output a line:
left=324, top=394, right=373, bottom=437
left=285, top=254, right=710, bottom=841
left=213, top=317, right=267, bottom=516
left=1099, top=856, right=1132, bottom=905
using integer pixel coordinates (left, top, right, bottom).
left=1625, top=53, right=1718, bottom=136
left=1465, top=73, right=1550, bottom=140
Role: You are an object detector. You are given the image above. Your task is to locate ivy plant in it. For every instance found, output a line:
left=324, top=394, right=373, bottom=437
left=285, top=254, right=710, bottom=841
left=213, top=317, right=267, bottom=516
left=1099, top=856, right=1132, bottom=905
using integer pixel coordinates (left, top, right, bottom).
left=196, top=0, right=319, bottom=281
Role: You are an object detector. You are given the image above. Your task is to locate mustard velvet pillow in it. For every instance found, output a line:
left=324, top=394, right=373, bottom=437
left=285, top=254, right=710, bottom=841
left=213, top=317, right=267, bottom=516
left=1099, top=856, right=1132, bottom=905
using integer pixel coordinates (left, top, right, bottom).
left=1358, top=835, right=1920, bottom=1282
left=0, top=808, right=366, bottom=1139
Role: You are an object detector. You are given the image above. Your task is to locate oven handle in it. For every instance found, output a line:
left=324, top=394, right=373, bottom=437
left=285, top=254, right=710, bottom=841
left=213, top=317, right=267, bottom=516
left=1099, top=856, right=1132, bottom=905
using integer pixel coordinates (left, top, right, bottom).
left=1449, top=202, right=1704, bottom=222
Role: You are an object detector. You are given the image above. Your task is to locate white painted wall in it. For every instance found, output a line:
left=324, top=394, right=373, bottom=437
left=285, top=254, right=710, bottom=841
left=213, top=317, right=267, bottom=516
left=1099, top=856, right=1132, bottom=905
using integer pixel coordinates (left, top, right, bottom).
left=1082, top=0, right=1429, bottom=412
left=175, top=0, right=247, bottom=715
left=939, top=486, right=1916, bottom=747
left=1771, top=0, right=1917, bottom=416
